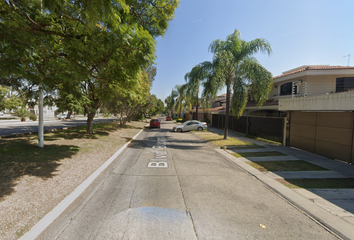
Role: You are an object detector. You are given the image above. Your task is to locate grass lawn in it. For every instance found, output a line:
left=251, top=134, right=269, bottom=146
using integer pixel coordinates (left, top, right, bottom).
left=247, top=160, right=329, bottom=172
left=224, top=145, right=265, bottom=149
left=0, top=118, right=17, bottom=120
left=194, top=131, right=260, bottom=148
left=277, top=178, right=354, bottom=189
left=245, top=134, right=282, bottom=145
left=232, top=151, right=287, bottom=158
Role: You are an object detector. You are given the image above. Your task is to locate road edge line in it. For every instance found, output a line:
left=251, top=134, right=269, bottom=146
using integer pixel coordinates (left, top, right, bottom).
left=19, top=128, right=145, bottom=240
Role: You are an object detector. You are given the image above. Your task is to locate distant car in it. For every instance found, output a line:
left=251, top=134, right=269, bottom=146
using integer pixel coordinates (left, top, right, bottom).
left=150, top=118, right=161, bottom=128
left=57, top=114, right=66, bottom=120
left=172, top=120, right=207, bottom=132
left=166, top=116, right=172, bottom=121
left=57, top=114, right=74, bottom=120
left=0, top=112, right=3, bottom=116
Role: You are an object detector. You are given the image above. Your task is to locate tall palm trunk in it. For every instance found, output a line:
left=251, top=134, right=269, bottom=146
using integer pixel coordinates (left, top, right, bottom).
left=224, top=83, right=231, bottom=140
left=195, top=88, right=199, bottom=120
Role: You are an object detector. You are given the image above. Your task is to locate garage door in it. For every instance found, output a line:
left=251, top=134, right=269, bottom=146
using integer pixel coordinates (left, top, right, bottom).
left=289, top=112, right=353, bottom=163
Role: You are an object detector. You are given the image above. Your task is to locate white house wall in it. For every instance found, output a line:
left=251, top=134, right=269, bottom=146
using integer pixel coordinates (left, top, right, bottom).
left=270, top=69, right=354, bottom=99
left=279, top=91, right=354, bottom=111
left=305, top=75, right=335, bottom=95
left=269, top=76, right=306, bottom=99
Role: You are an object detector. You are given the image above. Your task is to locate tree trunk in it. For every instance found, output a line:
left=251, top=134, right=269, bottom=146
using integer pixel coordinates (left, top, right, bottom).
left=119, top=113, right=123, bottom=127
left=66, top=111, right=72, bottom=119
left=195, top=90, right=199, bottom=120
left=86, top=112, right=96, bottom=134
left=224, top=84, right=231, bottom=140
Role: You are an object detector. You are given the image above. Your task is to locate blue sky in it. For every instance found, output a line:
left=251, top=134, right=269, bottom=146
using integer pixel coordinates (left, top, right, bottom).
left=150, top=0, right=354, bottom=101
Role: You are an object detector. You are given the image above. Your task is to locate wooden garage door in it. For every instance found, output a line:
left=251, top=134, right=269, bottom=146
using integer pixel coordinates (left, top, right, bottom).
left=290, top=112, right=354, bottom=163
left=289, top=112, right=317, bottom=153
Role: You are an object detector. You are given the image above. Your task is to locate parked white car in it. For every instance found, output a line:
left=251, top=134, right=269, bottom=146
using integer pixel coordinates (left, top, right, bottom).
left=172, top=120, right=207, bottom=132
left=57, top=114, right=66, bottom=120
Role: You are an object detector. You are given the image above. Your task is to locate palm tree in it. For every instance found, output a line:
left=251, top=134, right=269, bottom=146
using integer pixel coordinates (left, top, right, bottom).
left=174, top=84, right=187, bottom=118
left=200, top=62, right=220, bottom=111
left=165, top=89, right=178, bottom=117
left=204, top=29, right=273, bottom=140
left=184, top=64, right=208, bottom=120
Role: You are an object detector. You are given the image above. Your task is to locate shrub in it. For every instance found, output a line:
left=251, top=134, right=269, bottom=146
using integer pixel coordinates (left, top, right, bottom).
left=103, top=112, right=111, bottom=118
left=14, top=108, right=29, bottom=122
left=29, top=113, right=37, bottom=121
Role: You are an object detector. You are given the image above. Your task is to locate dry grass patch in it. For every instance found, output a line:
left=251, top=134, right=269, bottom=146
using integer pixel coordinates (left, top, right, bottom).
left=194, top=132, right=258, bottom=148
left=247, top=160, right=329, bottom=172
left=277, top=178, right=354, bottom=189
left=245, top=134, right=282, bottom=145
left=0, top=120, right=147, bottom=240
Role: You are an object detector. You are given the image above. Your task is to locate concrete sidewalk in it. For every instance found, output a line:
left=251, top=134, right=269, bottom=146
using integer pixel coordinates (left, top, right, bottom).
left=208, top=127, right=354, bottom=240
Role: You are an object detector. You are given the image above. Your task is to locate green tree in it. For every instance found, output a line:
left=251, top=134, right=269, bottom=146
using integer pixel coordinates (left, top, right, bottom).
left=184, top=64, right=208, bottom=120
left=165, top=89, right=178, bottom=116
left=174, top=84, right=187, bottom=118
left=0, top=86, right=23, bottom=111
left=200, top=66, right=218, bottom=111
left=155, top=98, right=165, bottom=115
left=14, top=107, right=29, bottom=122
left=143, top=94, right=165, bottom=117
left=103, top=68, right=153, bottom=125
left=204, top=29, right=273, bottom=140
left=0, top=0, right=179, bottom=134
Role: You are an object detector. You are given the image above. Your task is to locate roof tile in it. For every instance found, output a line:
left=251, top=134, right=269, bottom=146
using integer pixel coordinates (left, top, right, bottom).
left=274, top=65, right=354, bottom=79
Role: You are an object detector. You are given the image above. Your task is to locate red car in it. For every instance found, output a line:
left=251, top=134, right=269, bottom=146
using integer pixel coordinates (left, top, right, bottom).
left=150, top=119, right=160, bottom=128
left=166, top=116, right=172, bottom=121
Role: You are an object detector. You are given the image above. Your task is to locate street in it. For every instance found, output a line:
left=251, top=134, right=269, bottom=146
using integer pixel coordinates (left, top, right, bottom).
left=36, top=119, right=338, bottom=239
left=0, top=118, right=120, bottom=137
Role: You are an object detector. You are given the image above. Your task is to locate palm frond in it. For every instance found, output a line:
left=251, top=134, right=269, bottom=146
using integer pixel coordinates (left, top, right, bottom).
left=231, top=77, right=248, bottom=117
left=240, top=58, right=273, bottom=106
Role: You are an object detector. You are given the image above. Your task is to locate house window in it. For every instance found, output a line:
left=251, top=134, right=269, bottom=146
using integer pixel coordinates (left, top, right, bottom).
left=279, top=82, right=298, bottom=95
left=336, top=77, right=354, bottom=92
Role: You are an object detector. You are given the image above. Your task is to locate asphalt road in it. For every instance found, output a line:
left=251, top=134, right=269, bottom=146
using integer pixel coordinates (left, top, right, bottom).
left=36, top=119, right=338, bottom=240
left=0, top=118, right=120, bottom=137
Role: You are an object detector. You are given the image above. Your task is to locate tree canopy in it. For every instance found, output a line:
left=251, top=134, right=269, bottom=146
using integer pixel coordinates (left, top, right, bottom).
left=202, top=29, right=273, bottom=139
left=0, top=0, right=179, bottom=134
left=0, top=86, right=23, bottom=112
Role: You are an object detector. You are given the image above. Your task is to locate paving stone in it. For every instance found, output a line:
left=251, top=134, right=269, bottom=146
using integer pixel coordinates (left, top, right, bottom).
left=264, top=171, right=346, bottom=179
left=228, top=148, right=275, bottom=153
left=247, top=156, right=300, bottom=162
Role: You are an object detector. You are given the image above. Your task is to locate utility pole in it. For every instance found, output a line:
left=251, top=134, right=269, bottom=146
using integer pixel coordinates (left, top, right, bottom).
left=38, top=0, right=44, bottom=148
left=343, top=54, right=350, bottom=66
left=38, top=84, right=44, bottom=147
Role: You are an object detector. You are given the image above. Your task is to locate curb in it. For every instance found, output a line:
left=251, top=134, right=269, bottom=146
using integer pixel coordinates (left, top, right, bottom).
left=19, top=127, right=146, bottom=240
left=215, top=148, right=354, bottom=240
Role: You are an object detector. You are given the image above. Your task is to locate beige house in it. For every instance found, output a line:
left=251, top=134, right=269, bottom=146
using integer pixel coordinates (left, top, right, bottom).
left=262, top=65, right=354, bottom=163
left=244, top=65, right=354, bottom=115
left=212, top=65, right=354, bottom=163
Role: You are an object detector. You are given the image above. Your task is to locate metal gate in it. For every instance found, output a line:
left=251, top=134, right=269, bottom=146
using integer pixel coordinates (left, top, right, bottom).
left=289, top=111, right=354, bottom=164
left=212, top=114, right=284, bottom=143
